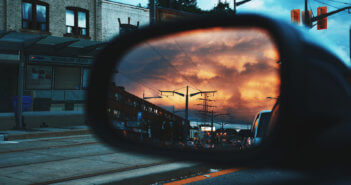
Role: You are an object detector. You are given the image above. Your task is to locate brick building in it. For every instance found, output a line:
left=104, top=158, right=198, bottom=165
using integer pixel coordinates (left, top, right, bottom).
left=0, top=0, right=150, bottom=130
left=101, top=1, right=149, bottom=41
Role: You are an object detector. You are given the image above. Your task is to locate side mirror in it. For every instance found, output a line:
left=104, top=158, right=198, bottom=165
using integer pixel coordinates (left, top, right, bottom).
left=87, top=14, right=351, bottom=166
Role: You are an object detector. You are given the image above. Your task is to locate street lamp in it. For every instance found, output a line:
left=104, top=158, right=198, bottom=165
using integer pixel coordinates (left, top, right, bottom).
left=143, top=92, right=162, bottom=100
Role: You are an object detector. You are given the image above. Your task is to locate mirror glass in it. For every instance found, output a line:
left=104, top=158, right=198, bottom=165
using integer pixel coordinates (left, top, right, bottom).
left=108, top=27, right=280, bottom=151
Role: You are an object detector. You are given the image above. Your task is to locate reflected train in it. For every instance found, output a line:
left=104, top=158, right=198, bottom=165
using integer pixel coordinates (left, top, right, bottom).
left=107, top=83, right=189, bottom=142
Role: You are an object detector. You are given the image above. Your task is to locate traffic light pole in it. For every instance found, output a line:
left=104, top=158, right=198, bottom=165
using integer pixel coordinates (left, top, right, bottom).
left=149, top=0, right=156, bottom=24
left=234, top=0, right=236, bottom=14
left=310, top=6, right=351, bottom=23
left=306, top=5, right=351, bottom=62
left=301, top=0, right=350, bottom=28
left=304, top=0, right=309, bottom=27
left=234, top=0, right=252, bottom=14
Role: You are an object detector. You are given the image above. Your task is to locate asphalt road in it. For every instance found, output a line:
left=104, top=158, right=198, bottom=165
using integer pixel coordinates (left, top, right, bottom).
left=0, top=134, right=204, bottom=185
left=1, top=134, right=349, bottom=185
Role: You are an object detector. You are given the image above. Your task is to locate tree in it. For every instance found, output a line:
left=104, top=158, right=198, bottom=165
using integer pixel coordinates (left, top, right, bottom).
left=148, top=0, right=235, bottom=15
left=208, top=1, right=234, bottom=15
left=154, top=0, right=203, bottom=13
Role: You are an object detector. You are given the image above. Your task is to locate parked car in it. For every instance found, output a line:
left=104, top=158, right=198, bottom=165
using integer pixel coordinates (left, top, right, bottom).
left=250, top=110, right=272, bottom=146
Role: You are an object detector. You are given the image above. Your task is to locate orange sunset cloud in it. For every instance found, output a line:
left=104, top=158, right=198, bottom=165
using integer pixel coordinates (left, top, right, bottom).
left=115, top=27, right=280, bottom=123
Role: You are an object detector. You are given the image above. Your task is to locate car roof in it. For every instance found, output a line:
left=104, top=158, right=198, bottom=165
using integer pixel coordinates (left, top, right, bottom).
left=259, top=110, right=272, bottom=114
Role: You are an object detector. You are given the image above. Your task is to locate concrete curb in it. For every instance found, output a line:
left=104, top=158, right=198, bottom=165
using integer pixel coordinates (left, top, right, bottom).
left=5, top=129, right=92, bottom=141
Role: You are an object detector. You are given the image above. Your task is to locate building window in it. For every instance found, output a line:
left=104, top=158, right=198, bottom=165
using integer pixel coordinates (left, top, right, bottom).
left=66, top=7, right=89, bottom=37
left=54, top=67, right=81, bottom=90
left=26, top=65, right=52, bottom=89
left=22, top=0, right=49, bottom=32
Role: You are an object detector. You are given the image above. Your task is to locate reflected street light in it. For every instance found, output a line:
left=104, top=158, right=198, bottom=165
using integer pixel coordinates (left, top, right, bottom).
left=143, top=91, right=162, bottom=100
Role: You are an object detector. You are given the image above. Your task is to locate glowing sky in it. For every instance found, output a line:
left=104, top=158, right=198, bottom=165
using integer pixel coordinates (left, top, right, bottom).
left=114, top=28, right=280, bottom=123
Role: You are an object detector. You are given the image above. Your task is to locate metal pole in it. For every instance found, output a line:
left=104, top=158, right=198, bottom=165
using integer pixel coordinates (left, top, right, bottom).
left=16, top=50, right=25, bottom=129
left=185, top=86, right=189, bottom=140
left=349, top=26, right=351, bottom=62
left=304, top=0, right=308, bottom=27
left=234, top=0, right=236, bottom=14
left=149, top=0, right=156, bottom=24
left=185, top=86, right=188, bottom=121
left=222, top=122, right=224, bottom=134
left=221, top=122, right=224, bottom=143
left=211, top=110, right=214, bottom=141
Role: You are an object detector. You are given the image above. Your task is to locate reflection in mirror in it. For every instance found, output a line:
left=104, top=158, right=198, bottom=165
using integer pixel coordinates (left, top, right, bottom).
left=108, top=27, right=280, bottom=151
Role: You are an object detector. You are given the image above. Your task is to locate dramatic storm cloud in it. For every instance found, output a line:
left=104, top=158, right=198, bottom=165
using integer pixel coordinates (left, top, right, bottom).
left=114, top=28, right=280, bottom=123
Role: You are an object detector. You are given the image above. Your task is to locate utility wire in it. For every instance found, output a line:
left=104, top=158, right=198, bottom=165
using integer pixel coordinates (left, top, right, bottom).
left=313, top=0, right=341, bottom=9
left=118, top=72, right=177, bottom=102
left=173, top=86, right=187, bottom=92
left=309, top=0, right=315, bottom=17
left=118, top=72, right=160, bottom=93
left=173, top=40, right=198, bottom=69
left=326, top=0, right=351, bottom=5
left=172, top=40, right=218, bottom=92
left=146, top=42, right=201, bottom=91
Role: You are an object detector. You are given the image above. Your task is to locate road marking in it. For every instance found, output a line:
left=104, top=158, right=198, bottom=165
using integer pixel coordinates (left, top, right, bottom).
left=164, top=168, right=243, bottom=185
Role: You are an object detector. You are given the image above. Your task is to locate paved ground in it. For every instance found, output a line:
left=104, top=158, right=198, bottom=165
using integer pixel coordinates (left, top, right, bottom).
left=0, top=133, right=205, bottom=185
left=0, top=126, right=91, bottom=140
left=2, top=128, right=349, bottom=185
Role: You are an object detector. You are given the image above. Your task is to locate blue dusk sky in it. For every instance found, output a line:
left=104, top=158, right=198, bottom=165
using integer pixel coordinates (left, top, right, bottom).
left=110, top=0, right=351, bottom=64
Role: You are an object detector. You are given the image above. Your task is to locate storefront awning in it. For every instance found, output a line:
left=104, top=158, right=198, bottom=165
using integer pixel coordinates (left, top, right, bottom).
left=0, top=31, right=106, bottom=58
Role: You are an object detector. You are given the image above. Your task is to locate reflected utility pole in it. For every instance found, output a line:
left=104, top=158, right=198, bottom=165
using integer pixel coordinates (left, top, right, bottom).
left=210, top=112, right=230, bottom=142
left=160, top=86, right=216, bottom=140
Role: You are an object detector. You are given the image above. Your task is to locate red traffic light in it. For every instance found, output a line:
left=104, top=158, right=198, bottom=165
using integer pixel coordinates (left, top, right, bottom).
left=317, top=6, right=327, bottom=30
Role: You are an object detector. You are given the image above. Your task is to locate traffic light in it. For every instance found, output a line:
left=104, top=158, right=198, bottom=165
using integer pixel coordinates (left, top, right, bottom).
left=317, top=6, right=327, bottom=30
left=302, top=10, right=312, bottom=27
left=291, top=9, right=301, bottom=24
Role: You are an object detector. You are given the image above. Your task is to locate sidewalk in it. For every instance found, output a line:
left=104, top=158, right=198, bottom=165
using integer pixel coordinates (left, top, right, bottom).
left=0, top=125, right=91, bottom=141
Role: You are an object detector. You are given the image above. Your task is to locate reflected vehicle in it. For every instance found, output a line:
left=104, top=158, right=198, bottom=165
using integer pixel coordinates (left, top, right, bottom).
left=106, top=27, right=280, bottom=152
left=186, top=140, right=195, bottom=148
left=245, top=110, right=272, bottom=148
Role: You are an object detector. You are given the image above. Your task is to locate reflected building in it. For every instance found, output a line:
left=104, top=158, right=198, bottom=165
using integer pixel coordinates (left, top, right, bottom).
left=107, top=83, right=190, bottom=143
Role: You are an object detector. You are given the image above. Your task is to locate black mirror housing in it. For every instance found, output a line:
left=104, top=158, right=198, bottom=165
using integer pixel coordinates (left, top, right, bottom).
left=87, top=14, right=351, bottom=167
